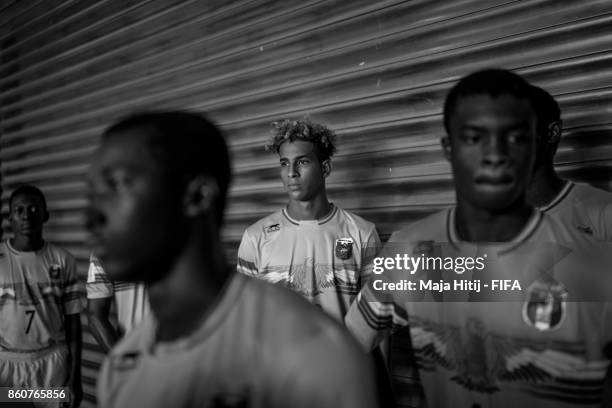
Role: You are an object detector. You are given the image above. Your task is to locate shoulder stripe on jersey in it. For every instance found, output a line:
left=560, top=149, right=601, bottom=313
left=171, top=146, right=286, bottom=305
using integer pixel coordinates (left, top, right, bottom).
left=538, top=181, right=574, bottom=212
left=237, top=257, right=258, bottom=275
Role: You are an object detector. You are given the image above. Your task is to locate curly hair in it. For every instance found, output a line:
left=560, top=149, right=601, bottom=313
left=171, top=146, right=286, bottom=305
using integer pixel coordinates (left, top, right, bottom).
left=265, top=118, right=337, bottom=161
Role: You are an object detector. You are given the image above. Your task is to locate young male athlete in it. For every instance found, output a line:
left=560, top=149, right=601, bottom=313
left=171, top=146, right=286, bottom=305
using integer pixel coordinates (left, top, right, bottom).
left=526, top=85, right=612, bottom=241
left=0, top=185, right=85, bottom=407
left=87, top=111, right=378, bottom=408
left=237, top=119, right=380, bottom=321
left=346, top=69, right=612, bottom=408
left=86, top=254, right=150, bottom=352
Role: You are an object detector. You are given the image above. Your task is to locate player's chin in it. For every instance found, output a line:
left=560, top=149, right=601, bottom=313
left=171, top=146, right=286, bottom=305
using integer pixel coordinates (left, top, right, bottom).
left=102, top=256, right=144, bottom=282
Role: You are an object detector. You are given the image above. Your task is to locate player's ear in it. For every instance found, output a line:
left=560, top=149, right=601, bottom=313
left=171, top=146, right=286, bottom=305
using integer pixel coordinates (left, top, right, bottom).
left=547, top=120, right=562, bottom=144
left=441, top=136, right=452, bottom=161
left=321, top=159, right=332, bottom=178
left=183, top=175, right=219, bottom=218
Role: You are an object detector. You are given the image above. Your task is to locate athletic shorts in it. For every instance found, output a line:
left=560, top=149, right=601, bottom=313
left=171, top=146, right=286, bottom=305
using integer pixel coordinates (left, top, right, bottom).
left=0, top=344, right=69, bottom=408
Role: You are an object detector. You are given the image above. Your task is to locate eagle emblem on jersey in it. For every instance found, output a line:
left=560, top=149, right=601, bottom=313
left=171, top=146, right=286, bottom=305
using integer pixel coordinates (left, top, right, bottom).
left=522, top=278, right=567, bottom=331
left=408, top=315, right=604, bottom=394
left=48, top=264, right=62, bottom=279
left=335, top=238, right=354, bottom=260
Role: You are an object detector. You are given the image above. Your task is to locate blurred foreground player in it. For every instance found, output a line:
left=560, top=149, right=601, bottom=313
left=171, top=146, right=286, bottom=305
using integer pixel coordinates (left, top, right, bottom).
left=237, top=119, right=380, bottom=321
left=0, top=185, right=85, bottom=407
left=346, top=69, right=612, bottom=407
left=86, top=254, right=150, bottom=352
left=527, top=86, right=612, bottom=240
left=87, top=111, right=379, bottom=408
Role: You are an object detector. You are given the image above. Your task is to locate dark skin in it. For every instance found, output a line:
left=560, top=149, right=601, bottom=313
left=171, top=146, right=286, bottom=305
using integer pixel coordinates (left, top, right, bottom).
left=87, top=128, right=228, bottom=343
left=279, top=140, right=332, bottom=220
left=525, top=120, right=567, bottom=207
left=442, top=94, right=537, bottom=242
left=9, top=194, right=82, bottom=407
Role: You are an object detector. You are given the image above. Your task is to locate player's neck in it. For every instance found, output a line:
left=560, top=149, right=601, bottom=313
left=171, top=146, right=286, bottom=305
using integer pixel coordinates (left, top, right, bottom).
left=286, top=194, right=332, bottom=221
left=10, top=235, right=44, bottom=252
left=526, top=164, right=566, bottom=207
left=148, top=226, right=229, bottom=343
left=455, top=200, right=534, bottom=242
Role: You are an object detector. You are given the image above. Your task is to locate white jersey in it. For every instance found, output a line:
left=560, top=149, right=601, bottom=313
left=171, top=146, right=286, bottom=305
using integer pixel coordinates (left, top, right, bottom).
left=237, top=204, right=380, bottom=320
left=0, top=240, right=85, bottom=352
left=87, top=254, right=149, bottom=335
left=346, top=208, right=612, bottom=408
left=538, top=181, right=612, bottom=241
left=97, top=273, right=378, bottom=408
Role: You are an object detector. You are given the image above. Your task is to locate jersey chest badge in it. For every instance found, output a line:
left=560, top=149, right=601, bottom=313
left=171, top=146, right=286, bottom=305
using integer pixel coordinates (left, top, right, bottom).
left=48, top=264, right=62, bottom=279
left=522, top=278, right=567, bottom=331
left=335, top=238, right=354, bottom=260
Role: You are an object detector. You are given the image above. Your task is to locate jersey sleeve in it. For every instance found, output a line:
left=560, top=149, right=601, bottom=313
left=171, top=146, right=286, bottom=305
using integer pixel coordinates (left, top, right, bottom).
left=359, top=225, right=382, bottom=281
left=237, top=229, right=259, bottom=276
left=62, top=252, right=86, bottom=315
left=86, top=254, right=114, bottom=299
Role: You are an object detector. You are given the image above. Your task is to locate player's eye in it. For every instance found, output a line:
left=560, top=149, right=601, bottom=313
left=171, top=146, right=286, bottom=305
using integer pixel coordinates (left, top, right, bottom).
left=279, top=161, right=288, bottom=167
left=461, top=132, right=481, bottom=145
left=297, top=159, right=310, bottom=165
left=507, top=131, right=528, bottom=144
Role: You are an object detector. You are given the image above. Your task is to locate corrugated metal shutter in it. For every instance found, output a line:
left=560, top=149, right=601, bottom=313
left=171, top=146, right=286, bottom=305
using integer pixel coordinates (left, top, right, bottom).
left=1, top=1, right=611, bottom=406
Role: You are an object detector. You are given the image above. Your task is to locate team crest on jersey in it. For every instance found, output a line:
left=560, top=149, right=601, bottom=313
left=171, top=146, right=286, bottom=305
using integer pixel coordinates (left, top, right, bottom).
left=335, top=238, right=354, bottom=260
left=48, top=264, right=62, bottom=279
left=522, top=278, right=567, bottom=331
left=264, top=223, right=280, bottom=233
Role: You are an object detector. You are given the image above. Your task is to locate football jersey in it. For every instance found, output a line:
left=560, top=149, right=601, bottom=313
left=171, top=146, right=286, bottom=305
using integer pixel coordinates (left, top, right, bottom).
left=0, top=240, right=85, bottom=352
left=97, top=273, right=378, bottom=408
left=237, top=204, right=380, bottom=320
left=346, top=208, right=612, bottom=408
left=538, top=181, right=612, bottom=241
left=87, top=254, right=150, bottom=335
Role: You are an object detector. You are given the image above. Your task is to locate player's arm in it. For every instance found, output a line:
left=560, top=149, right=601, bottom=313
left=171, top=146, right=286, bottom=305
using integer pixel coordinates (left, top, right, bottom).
left=237, top=229, right=259, bottom=276
left=87, top=297, right=117, bottom=353
left=65, top=312, right=83, bottom=408
left=359, top=225, right=382, bottom=283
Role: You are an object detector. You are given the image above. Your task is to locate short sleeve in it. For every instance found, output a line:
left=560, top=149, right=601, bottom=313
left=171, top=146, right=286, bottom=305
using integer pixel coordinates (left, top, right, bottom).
left=360, top=225, right=382, bottom=281
left=62, top=252, right=86, bottom=315
left=237, top=229, right=259, bottom=276
left=86, top=254, right=114, bottom=299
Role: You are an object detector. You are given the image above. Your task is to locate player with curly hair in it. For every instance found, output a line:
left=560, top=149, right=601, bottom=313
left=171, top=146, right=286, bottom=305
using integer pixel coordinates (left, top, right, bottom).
left=237, top=118, right=381, bottom=321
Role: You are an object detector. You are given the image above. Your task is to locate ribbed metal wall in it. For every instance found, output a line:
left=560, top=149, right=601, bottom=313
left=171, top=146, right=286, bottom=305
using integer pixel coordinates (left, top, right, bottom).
left=1, top=1, right=611, bottom=406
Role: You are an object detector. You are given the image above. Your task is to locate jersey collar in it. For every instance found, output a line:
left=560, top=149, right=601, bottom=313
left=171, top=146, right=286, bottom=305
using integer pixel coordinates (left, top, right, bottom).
left=446, top=207, right=543, bottom=254
left=282, top=203, right=337, bottom=225
left=538, top=181, right=574, bottom=212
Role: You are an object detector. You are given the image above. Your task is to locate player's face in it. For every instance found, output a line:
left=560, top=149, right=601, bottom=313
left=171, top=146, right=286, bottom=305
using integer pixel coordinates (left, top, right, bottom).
left=445, top=94, right=537, bottom=211
left=9, top=194, right=46, bottom=243
left=279, top=140, right=328, bottom=202
left=86, top=127, right=185, bottom=283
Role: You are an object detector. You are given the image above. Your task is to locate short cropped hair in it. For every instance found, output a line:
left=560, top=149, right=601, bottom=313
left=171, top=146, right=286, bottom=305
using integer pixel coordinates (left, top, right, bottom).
left=443, top=69, right=535, bottom=134
left=265, top=118, right=337, bottom=161
left=9, top=185, right=47, bottom=211
left=530, top=85, right=561, bottom=138
left=103, top=111, right=231, bottom=225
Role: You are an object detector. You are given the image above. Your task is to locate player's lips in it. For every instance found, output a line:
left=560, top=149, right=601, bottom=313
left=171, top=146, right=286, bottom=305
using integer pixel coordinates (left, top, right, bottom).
left=474, top=173, right=514, bottom=185
left=286, top=184, right=301, bottom=190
